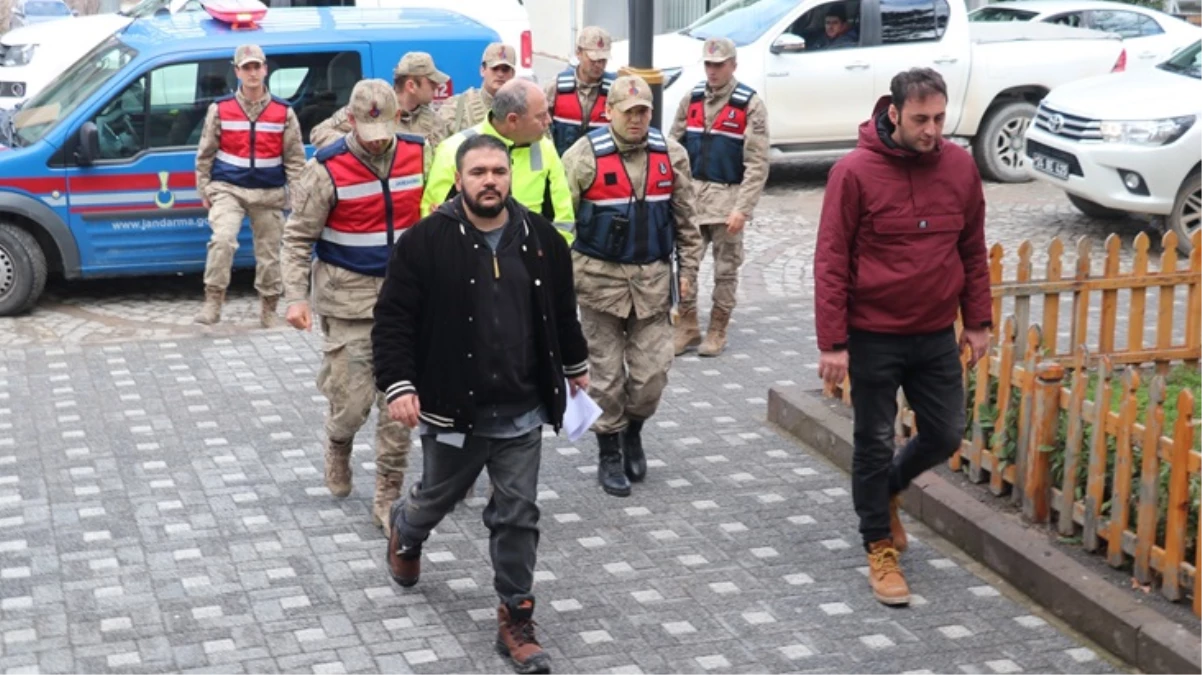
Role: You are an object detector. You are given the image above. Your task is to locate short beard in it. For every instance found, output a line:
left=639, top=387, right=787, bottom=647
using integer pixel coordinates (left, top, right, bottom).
left=463, top=190, right=507, bottom=219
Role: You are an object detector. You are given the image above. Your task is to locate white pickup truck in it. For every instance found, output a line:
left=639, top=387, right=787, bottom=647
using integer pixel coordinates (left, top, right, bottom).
left=608, top=0, right=1127, bottom=183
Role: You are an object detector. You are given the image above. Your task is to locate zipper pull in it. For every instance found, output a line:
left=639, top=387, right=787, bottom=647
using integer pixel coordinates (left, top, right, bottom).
left=493, top=252, right=500, bottom=280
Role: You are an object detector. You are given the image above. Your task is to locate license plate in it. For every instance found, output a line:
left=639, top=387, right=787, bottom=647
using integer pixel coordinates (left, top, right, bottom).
left=1031, top=152, right=1069, bottom=180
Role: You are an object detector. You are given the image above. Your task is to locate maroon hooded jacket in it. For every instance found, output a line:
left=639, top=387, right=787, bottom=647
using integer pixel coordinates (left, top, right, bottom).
left=814, top=96, right=992, bottom=352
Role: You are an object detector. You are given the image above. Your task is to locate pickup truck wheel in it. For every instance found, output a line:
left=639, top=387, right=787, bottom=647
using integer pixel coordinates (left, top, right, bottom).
left=1066, top=194, right=1127, bottom=220
left=0, top=223, right=48, bottom=317
left=1168, top=170, right=1200, bottom=256
left=974, top=101, right=1036, bottom=184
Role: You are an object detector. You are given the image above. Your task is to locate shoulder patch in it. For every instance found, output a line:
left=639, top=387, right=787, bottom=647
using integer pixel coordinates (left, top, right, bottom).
left=729, top=83, right=756, bottom=109
left=690, top=82, right=706, bottom=100
left=270, top=94, right=292, bottom=108
left=646, top=128, right=668, bottom=153
left=587, top=128, right=617, bottom=157
left=556, top=72, right=576, bottom=93
left=396, top=132, right=426, bottom=147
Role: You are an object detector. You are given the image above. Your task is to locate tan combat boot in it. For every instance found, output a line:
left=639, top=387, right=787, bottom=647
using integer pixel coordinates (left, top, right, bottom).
left=193, top=286, right=225, bottom=325
left=697, top=308, right=731, bottom=357
left=867, top=539, right=910, bottom=606
left=373, top=472, right=405, bottom=536
left=259, top=294, right=280, bottom=328
left=889, top=495, right=908, bottom=553
left=324, top=438, right=353, bottom=498
left=673, top=307, right=702, bottom=355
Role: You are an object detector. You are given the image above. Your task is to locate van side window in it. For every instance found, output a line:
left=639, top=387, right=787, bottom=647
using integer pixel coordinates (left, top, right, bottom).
left=82, top=50, right=362, bottom=162
left=881, top=0, right=946, bottom=43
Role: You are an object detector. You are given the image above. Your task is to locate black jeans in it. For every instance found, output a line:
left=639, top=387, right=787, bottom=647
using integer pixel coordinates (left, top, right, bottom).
left=849, top=328, right=966, bottom=547
left=395, top=428, right=542, bottom=604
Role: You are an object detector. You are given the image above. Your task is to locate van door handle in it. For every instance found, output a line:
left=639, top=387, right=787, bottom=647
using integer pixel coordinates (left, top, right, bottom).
left=844, top=61, right=870, bottom=70
left=934, top=55, right=959, bottom=64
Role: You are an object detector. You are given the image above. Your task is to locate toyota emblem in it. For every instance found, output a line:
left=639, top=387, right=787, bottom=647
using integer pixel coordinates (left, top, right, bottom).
left=1048, top=114, right=1064, bottom=133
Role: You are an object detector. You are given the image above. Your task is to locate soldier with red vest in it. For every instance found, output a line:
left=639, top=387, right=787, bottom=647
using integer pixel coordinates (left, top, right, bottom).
left=279, top=79, right=427, bottom=537
left=561, top=75, right=703, bottom=498
left=195, top=44, right=306, bottom=327
left=668, top=37, right=770, bottom=358
left=545, top=26, right=616, bottom=157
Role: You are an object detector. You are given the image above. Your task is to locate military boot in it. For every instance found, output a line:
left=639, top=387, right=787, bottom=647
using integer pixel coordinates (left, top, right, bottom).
left=324, top=438, right=353, bottom=498
left=496, top=596, right=551, bottom=674
left=596, top=432, right=630, bottom=497
left=673, top=307, right=701, bottom=355
left=622, top=419, right=647, bottom=483
left=193, top=285, right=225, bottom=325
left=259, top=294, right=280, bottom=328
left=372, top=472, right=405, bottom=537
left=698, top=308, right=731, bottom=357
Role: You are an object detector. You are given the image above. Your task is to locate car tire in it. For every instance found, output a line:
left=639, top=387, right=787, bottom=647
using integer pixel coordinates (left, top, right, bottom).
left=0, top=223, right=48, bottom=317
left=1168, top=170, right=1200, bottom=256
left=973, top=100, right=1037, bottom=184
left=1066, top=194, right=1127, bottom=220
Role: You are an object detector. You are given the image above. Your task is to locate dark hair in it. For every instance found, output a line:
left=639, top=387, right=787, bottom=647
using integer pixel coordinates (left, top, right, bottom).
left=889, top=68, right=948, bottom=110
left=825, top=5, right=848, bottom=22
left=455, top=133, right=511, bottom=172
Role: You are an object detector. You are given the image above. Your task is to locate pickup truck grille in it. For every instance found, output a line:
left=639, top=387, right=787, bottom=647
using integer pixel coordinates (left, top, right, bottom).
left=1035, top=104, right=1102, bottom=142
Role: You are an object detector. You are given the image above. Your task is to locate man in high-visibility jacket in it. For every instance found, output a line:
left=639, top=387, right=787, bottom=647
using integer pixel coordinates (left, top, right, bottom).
left=194, top=43, right=306, bottom=327
left=280, top=79, right=427, bottom=538
left=422, top=78, right=575, bottom=242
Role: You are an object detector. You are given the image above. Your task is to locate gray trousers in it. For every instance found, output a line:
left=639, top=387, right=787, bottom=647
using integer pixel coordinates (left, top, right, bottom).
left=395, top=428, right=542, bottom=603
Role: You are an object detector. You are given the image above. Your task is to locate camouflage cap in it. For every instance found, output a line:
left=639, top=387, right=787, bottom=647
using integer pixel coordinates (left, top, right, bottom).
left=607, top=75, right=652, bottom=112
left=393, top=51, right=450, bottom=85
left=349, top=79, right=399, bottom=143
left=233, top=44, right=266, bottom=67
left=576, top=26, right=612, bottom=61
left=702, top=37, right=736, bottom=63
left=482, top=43, right=517, bottom=69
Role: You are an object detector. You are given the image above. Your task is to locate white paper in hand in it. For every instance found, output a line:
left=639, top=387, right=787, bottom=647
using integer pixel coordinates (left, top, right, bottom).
left=563, top=379, right=602, bottom=442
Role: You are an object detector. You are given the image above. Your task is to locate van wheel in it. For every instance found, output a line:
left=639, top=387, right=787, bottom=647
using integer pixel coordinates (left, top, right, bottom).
left=974, top=100, right=1037, bottom=184
left=0, top=223, right=48, bottom=317
left=1067, top=194, right=1127, bottom=220
left=1168, top=170, right=1200, bottom=255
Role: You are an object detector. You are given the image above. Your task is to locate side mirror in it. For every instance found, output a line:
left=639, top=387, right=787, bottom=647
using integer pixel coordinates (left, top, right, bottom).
left=770, top=33, right=807, bottom=54
left=77, top=122, right=100, bottom=166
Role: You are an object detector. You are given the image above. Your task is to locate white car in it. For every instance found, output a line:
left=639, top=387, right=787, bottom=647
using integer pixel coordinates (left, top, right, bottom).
left=1, top=0, right=201, bottom=110
left=970, top=0, right=1202, bottom=70
left=1023, top=40, right=1201, bottom=253
left=607, top=0, right=1127, bottom=183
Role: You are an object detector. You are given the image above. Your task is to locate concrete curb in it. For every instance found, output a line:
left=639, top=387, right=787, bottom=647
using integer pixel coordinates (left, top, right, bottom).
left=767, top=386, right=1202, bottom=675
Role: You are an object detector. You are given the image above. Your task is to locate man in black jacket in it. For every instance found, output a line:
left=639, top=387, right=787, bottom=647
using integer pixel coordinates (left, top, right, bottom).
left=372, top=134, right=589, bottom=675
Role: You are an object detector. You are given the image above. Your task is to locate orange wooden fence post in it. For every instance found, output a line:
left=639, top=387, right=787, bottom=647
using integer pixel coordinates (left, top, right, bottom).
left=1012, top=325, right=1042, bottom=508
left=1082, top=356, right=1113, bottom=553
left=1162, top=389, right=1195, bottom=603
left=1108, top=368, right=1140, bottom=568
left=1133, top=376, right=1165, bottom=586
left=1024, top=361, right=1064, bottom=524
left=1057, top=346, right=1089, bottom=536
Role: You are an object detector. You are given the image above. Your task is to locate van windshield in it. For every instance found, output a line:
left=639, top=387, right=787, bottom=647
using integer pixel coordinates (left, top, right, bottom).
left=679, top=0, right=798, bottom=46
left=11, top=36, right=137, bottom=147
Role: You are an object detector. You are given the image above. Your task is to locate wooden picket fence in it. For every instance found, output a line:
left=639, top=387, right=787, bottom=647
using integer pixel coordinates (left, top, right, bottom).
left=826, top=229, right=1202, bottom=616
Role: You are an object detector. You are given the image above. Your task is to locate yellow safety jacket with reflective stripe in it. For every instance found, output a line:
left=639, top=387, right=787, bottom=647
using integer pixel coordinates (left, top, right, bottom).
left=421, top=118, right=576, bottom=243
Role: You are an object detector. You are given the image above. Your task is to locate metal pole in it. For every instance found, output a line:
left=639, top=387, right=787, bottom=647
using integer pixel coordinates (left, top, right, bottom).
left=622, top=0, right=663, bottom=129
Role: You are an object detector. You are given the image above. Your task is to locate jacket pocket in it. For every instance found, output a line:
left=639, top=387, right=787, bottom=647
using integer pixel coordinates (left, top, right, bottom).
left=872, top=214, right=964, bottom=236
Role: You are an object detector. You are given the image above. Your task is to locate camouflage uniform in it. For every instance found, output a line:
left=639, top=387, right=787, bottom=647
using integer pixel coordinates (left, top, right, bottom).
left=561, top=78, right=702, bottom=438
left=194, top=44, right=306, bottom=326
left=668, top=38, right=770, bottom=357
left=436, top=43, right=515, bottom=133
left=280, top=80, right=422, bottom=536
left=311, top=52, right=453, bottom=157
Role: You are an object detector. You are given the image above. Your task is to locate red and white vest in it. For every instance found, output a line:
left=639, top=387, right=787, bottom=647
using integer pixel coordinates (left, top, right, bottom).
left=550, top=69, right=613, bottom=155
left=211, top=95, right=290, bottom=189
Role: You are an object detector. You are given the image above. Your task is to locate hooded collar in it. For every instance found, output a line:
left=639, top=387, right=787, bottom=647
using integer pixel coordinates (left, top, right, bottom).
left=858, top=95, right=943, bottom=165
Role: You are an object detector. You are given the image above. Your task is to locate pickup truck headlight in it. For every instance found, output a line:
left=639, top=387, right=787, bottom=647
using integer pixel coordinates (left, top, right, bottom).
left=1, top=44, right=37, bottom=67
left=1099, top=116, right=1195, bottom=146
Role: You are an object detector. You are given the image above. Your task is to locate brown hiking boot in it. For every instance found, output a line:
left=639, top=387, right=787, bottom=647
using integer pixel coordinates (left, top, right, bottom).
left=890, top=495, right=908, bottom=553
left=193, top=285, right=225, bottom=325
left=324, top=438, right=353, bottom=498
left=698, top=308, right=730, bottom=357
left=496, top=597, right=550, bottom=674
left=867, top=539, right=910, bottom=606
left=673, top=307, right=701, bottom=355
left=386, top=501, right=421, bottom=587
left=259, top=294, right=280, bottom=328
left=372, top=472, right=405, bottom=536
